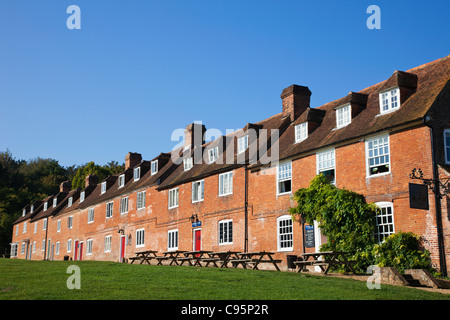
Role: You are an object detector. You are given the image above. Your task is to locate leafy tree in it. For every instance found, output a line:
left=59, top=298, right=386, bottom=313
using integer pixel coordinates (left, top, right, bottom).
left=71, top=161, right=124, bottom=189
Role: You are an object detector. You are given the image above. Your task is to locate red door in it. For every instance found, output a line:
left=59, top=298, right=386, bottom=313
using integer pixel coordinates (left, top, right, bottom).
left=120, top=236, right=126, bottom=262
left=74, top=241, right=78, bottom=260
left=79, top=242, right=83, bottom=261
left=194, top=229, right=201, bottom=251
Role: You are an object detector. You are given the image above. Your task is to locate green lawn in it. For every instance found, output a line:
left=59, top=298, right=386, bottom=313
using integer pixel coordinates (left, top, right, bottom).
left=0, top=259, right=448, bottom=300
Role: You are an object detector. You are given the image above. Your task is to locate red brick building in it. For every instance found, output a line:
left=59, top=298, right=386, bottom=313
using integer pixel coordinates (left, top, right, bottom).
left=10, top=55, right=450, bottom=275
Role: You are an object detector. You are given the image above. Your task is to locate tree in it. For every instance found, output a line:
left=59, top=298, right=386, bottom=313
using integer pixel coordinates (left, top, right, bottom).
left=71, top=161, right=124, bottom=189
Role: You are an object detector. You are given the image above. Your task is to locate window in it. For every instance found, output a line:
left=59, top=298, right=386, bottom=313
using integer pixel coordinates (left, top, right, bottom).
left=120, top=197, right=129, bottom=215
left=55, top=242, right=60, bottom=255
left=106, top=202, right=113, bottom=218
left=42, top=239, right=46, bottom=252
left=317, top=149, right=335, bottom=184
left=366, top=135, right=390, bottom=176
left=30, top=205, right=34, bottom=213
left=44, top=202, right=48, bottom=211
left=21, top=243, right=25, bottom=255
left=136, top=229, right=145, bottom=248
left=22, top=209, right=26, bottom=217
left=68, top=197, right=73, bottom=207
left=379, top=88, right=400, bottom=113
left=104, top=235, right=112, bottom=252
left=15, top=225, right=18, bottom=236
left=375, top=202, right=395, bottom=243
left=168, top=188, right=179, bottom=209
left=151, top=160, right=158, bottom=175
left=88, top=208, right=95, bottom=223
left=101, top=182, right=107, bottom=194
left=277, top=215, right=293, bottom=251
left=32, top=241, right=36, bottom=253
left=34, top=222, right=37, bottom=234
left=67, top=239, right=72, bottom=253
left=53, top=198, right=57, bottom=207
left=57, top=220, right=61, bottom=232
left=118, top=175, right=125, bottom=188
left=218, top=220, right=233, bottom=245
left=80, top=191, right=85, bottom=202
left=295, top=122, right=308, bottom=143
left=11, top=243, right=18, bottom=257
left=43, top=218, right=48, bottom=230
left=168, top=229, right=178, bottom=251
left=134, top=167, right=141, bottom=181
left=277, top=161, right=292, bottom=195
left=192, top=180, right=204, bottom=203
left=444, top=130, right=450, bottom=164
left=238, top=135, right=248, bottom=154
left=183, top=157, right=193, bottom=171
left=86, top=239, right=93, bottom=255
left=137, top=191, right=146, bottom=210
left=336, top=104, right=351, bottom=128
left=208, top=147, right=219, bottom=163
left=219, top=172, right=233, bottom=196
left=23, top=222, right=27, bottom=233
left=67, top=216, right=73, bottom=229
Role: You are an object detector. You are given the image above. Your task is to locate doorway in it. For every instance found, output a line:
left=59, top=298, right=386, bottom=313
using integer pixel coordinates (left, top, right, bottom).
left=119, top=235, right=126, bottom=262
left=193, top=228, right=201, bottom=252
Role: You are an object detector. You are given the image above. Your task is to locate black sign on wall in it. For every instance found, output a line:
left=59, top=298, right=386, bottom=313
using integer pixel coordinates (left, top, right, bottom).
left=304, top=225, right=315, bottom=248
left=409, top=183, right=429, bottom=210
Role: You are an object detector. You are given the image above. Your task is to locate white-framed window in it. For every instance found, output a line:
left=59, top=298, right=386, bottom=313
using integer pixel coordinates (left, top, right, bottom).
left=137, top=191, right=146, bottom=210
left=42, top=239, right=46, bottom=252
left=67, top=239, right=72, bottom=253
left=34, top=222, right=37, bottom=234
left=88, top=208, right=95, bottom=223
left=219, top=172, right=233, bottom=196
left=192, top=180, right=204, bottom=203
left=57, top=220, right=61, bottom=232
left=218, top=220, right=233, bottom=245
left=106, top=201, right=113, bottom=218
left=379, top=88, right=400, bottom=114
left=134, top=167, right=141, bottom=181
left=183, top=157, right=193, bottom=171
left=80, top=191, right=85, bottom=202
left=101, top=182, right=107, bottom=194
left=118, top=174, right=125, bottom=188
left=277, top=215, right=293, bottom=252
left=444, top=129, right=450, bottom=164
left=136, top=228, right=145, bottom=248
left=68, top=197, right=73, bottom=207
left=208, top=147, right=219, bottom=163
left=22, top=209, right=26, bottom=217
left=336, top=104, right=351, bottom=128
left=168, top=188, right=179, bottom=209
left=375, top=202, right=395, bottom=243
left=151, top=160, right=158, bottom=175
left=30, top=205, right=34, bottom=213
left=67, top=216, right=73, bottom=229
left=120, top=197, right=129, bottom=215
left=277, top=161, right=292, bottom=195
left=32, top=241, right=36, bottom=253
left=238, top=135, right=248, bottom=154
left=104, top=235, right=112, bottom=253
left=55, top=242, right=60, bottom=255
left=44, top=202, right=48, bottom=211
left=43, top=218, right=48, bottom=231
left=295, top=122, right=308, bottom=143
left=15, top=225, right=18, bottom=236
left=168, top=229, right=179, bottom=251
left=317, top=149, right=335, bottom=184
left=23, top=221, right=27, bottom=233
left=366, top=134, right=390, bottom=177
left=11, top=243, right=18, bottom=257
left=53, top=198, right=57, bottom=207
left=86, top=239, right=93, bottom=255
left=21, top=242, right=25, bottom=255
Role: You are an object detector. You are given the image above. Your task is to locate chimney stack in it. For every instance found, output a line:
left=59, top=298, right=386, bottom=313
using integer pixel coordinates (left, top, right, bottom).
left=60, top=180, right=72, bottom=193
left=184, top=122, right=206, bottom=150
left=281, top=84, right=312, bottom=122
left=85, top=174, right=98, bottom=188
left=125, top=152, right=142, bottom=170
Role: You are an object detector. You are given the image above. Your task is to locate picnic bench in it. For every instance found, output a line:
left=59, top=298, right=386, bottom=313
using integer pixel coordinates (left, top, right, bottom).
left=231, top=251, right=282, bottom=271
left=129, top=250, right=158, bottom=265
left=294, top=251, right=357, bottom=274
left=182, top=250, right=213, bottom=267
left=160, top=250, right=187, bottom=266
left=207, top=251, right=240, bottom=268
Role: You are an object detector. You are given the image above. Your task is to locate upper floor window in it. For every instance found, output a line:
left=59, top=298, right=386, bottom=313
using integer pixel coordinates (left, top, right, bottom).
left=219, top=172, right=233, bottom=196
left=80, top=191, right=85, bottom=202
left=118, top=175, right=125, bottom=188
left=120, top=197, right=129, bottom=215
left=134, top=167, right=141, bottom=181
left=106, top=201, right=114, bottom=218
left=53, top=198, right=57, bottom=207
left=379, top=88, right=400, bottom=114
left=44, top=202, right=48, bottom=211
left=208, top=147, right=219, bottom=163
left=88, top=208, right=95, bottom=223
left=68, top=197, right=73, bottom=207
left=22, top=209, right=26, bottom=217
left=366, top=135, right=390, bottom=177
left=277, top=161, right=292, bottom=195
left=137, top=191, right=146, bottom=210
left=151, top=160, right=158, bottom=175
left=238, top=135, right=248, bottom=154
left=317, top=149, right=335, bottom=185
left=444, top=129, right=450, bottom=164
left=183, top=157, right=193, bottom=171
left=336, top=104, right=351, bottom=128
left=101, top=182, right=107, bottom=194
left=192, top=180, right=204, bottom=203
left=67, top=216, right=73, bottom=229
left=295, top=122, right=308, bottom=143
left=168, top=188, right=179, bottom=209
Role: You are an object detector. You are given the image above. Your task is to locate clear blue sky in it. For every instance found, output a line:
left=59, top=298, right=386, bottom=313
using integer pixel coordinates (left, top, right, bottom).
left=1, top=0, right=449, bottom=167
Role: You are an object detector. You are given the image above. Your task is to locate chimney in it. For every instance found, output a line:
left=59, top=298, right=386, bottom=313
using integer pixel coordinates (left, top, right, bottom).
left=281, top=85, right=312, bottom=122
left=184, top=122, right=206, bottom=150
left=125, top=152, right=142, bottom=170
left=59, top=180, right=72, bottom=193
left=85, top=174, right=98, bottom=188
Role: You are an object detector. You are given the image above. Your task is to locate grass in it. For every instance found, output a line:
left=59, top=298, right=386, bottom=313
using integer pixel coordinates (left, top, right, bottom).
left=0, top=259, right=449, bottom=300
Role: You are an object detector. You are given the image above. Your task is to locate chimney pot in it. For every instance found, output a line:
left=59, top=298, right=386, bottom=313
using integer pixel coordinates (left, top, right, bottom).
left=281, top=84, right=311, bottom=122
left=85, top=174, right=98, bottom=188
left=125, top=152, right=142, bottom=170
left=59, top=180, right=72, bottom=193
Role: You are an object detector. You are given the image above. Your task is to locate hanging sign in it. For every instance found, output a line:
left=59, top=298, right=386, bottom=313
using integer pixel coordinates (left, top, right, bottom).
left=304, top=224, right=315, bottom=248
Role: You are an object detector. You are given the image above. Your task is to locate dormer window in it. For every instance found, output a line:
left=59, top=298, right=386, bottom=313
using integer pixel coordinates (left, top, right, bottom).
left=80, top=191, right=85, bottom=202
left=208, top=147, right=218, bottom=163
left=183, top=157, right=193, bottom=171
left=151, top=160, right=158, bottom=175
left=22, top=209, right=26, bottom=217
left=44, top=202, right=48, bottom=211
left=295, top=122, right=308, bottom=143
left=101, top=182, right=107, bottom=194
left=134, top=167, right=141, bottom=181
left=379, top=88, right=400, bottom=114
left=336, top=104, right=351, bottom=128
left=238, top=135, right=248, bottom=154
left=68, top=197, right=73, bottom=207
left=30, top=205, right=34, bottom=213
left=53, top=198, right=58, bottom=207
left=118, top=174, right=125, bottom=188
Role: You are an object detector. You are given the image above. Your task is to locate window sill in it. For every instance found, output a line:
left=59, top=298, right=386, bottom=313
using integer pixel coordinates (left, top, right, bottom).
left=366, top=171, right=391, bottom=179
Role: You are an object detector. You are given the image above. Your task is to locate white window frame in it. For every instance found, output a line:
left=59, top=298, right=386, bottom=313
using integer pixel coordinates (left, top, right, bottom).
left=365, top=134, right=391, bottom=177
left=136, top=228, right=145, bottom=248
left=336, top=104, right=351, bottom=128
left=316, top=148, right=336, bottom=185
left=219, top=171, right=233, bottom=196
left=183, top=157, right=193, bottom=171
left=53, top=198, right=57, bottom=207
left=80, top=191, right=85, bottom=202
left=168, top=188, right=179, bottom=209
left=43, top=218, right=47, bottom=231
left=151, top=160, right=158, bottom=175
left=23, top=221, right=27, bottom=234
left=55, top=242, right=60, bottom=256
left=57, top=220, right=61, bottom=232
left=32, top=241, right=36, bottom=253
left=11, top=243, right=18, bottom=257
left=86, top=239, right=93, bottom=255
left=238, top=135, right=248, bottom=154
left=120, top=197, right=129, bottom=215
left=192, top=180, right=204, bottom=203
left=106, top=201, right=114, bottom=218
left=67, top=216, right=73, bottom=229
left=88, top=208, right=95, bottom=223
left=118, top=174, right=125, bottom=188
left=67, top=239, right=72, bottom=253
left=68, top=197, right=73, bottom=207
left=444, top=129, right=450, bottom=164
left=137, top=191, right=146, bottom=210
left=168, top=229, right=179, bottom=251
left=277, top=215, right=293, bottom=252
left=277, top=161, right=292, bottom=196
left=218, top=219, right=233, bottom=245
left=134, top=167, right=141, bottom=181
left=101, top=182, right=107, bottom=194
left=104, top=235, right=112, bottom=253
left=44, top=202, right=48, bottom=211
left=208, top=147, right=219, bottom=163
left=34, top=222, right=37, bottom=234
left=379, top=87, right=400, bottom=114
left=295, top=122, right=308, bottom=143
left=374, top=202, right=395, bottom=243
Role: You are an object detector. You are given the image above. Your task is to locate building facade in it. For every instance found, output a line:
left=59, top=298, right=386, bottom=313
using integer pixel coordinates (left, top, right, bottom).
left=10, top=55, right=450, bottom=275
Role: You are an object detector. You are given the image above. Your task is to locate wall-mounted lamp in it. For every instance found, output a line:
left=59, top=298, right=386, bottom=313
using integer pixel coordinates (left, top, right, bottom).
left=189, top=214, right=199, bottom=223
left=118, top=228, right=125, bottom=235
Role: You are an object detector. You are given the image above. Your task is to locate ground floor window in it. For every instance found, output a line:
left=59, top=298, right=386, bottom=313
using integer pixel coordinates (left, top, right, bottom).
left=218, top=220, right=233, bottom=245
left=168, top=229, right=178, bottom=251
left=86, top=239, right=93, bottom=255
left=136, top=229, right=145, bottom=248
left=277, top=215, right=293, bottom=251
left=375, top=202, right=395, bottom=243
left=10, top=243, right=18, bottom=257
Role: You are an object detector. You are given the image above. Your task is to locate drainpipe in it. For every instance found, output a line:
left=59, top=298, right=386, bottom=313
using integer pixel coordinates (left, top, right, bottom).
left=43, top=218, right=48, bottom=261
left=244, top=164, right=248, bottom=253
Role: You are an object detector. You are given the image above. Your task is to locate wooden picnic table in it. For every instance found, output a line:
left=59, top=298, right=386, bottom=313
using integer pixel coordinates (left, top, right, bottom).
left=129, top=250, right=158, bottom=265
left=231, top=251, right=282, bottom=271
left=294, top=251, right=357, bottom=274
left=182, top=250, right=213, bottom=267
left=159, top=250, right=188, bottom=266
left=207, top=251, right=240, bottom=268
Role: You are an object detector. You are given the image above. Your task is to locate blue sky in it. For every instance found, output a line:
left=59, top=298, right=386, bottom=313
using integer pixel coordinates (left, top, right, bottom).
left=0, top=0, right=449, bottom=167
